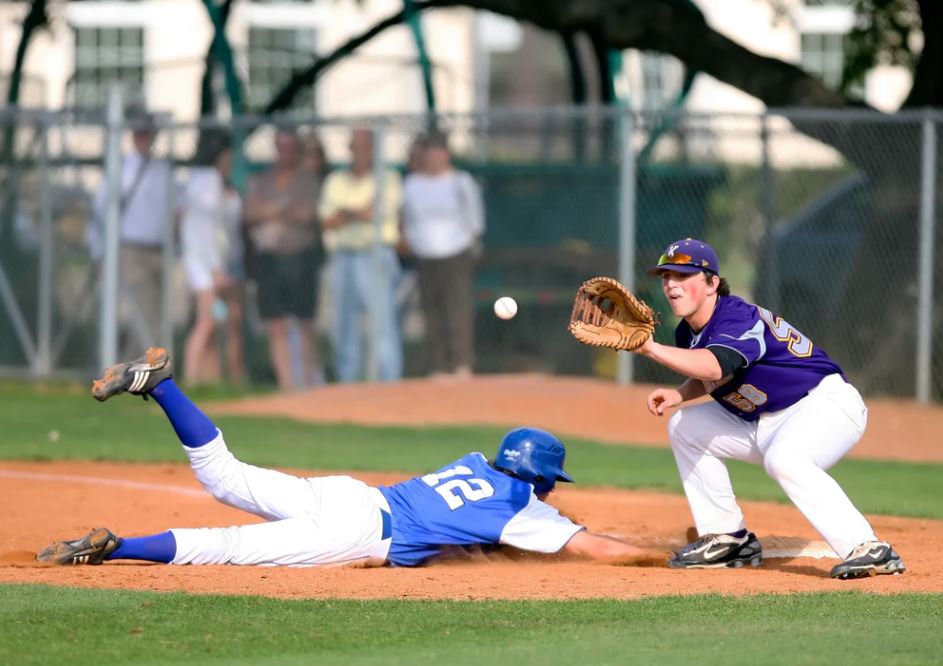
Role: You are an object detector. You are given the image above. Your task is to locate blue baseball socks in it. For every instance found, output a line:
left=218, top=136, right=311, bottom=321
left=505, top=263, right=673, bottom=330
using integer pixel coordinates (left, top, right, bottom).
left=149, top=379, right=219, bottom=448
left=107, top=531, right=176, bottom=563
left=105, top=378, right=217, bottom=563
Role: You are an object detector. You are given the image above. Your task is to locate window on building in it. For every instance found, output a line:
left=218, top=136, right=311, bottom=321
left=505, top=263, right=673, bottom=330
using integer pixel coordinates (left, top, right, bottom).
left=247, top=27, right=317, bottom=111
left=73, top=26, right=145, bottom=109
left=641, top=53, right=667, bottom=109
left=639, top=52, right=683, bottom=110
left=800, top=32, right=846, bottom=89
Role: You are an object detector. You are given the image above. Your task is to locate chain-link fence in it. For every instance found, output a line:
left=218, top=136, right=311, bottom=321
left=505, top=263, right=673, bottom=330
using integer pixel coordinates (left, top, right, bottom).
left=1, top=106, right=940, bottom=400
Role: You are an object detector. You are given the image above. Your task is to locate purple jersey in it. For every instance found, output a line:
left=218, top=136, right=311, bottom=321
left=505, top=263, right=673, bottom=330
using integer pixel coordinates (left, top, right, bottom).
left=675, top=295, right=844, bottom=421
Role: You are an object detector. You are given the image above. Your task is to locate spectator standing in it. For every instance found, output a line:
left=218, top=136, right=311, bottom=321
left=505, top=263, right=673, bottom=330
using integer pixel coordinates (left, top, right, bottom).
left=180, top=130, right=245, bottom=385
left=300, top=131, right=328, bottom=177
left=391, top=135, right=429, bottom=345
left=401, top=132, right=484, bottom=379
left=299, top=130, right=330, bottom=385
left=320, top=128, right=403, bottom=383
left=88, top=107, right=175, bottom=358
left=244, top=128, right=319, bottom=391
left=405, top=134, right=427, bottom=175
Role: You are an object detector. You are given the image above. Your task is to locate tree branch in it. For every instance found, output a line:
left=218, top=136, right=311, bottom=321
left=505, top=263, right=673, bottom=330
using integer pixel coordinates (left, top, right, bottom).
left=560, top=33, right=587, bottom=104
left=903, top=0, right=943, bottom=107
left=7, top=0, right=48, bottom=108
left=426, top=0, right=858, bottom=108
left=588, top=27, right=614, bottom=106
left=199, top=0, right=236, bottom=117
left=264, top=5, right=424, bottom=114
left=1, top=0, right=49, bottom=251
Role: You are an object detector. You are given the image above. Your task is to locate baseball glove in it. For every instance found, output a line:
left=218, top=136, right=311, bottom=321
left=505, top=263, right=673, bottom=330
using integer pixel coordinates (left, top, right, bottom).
left=568, top=276, right=657, bottom=351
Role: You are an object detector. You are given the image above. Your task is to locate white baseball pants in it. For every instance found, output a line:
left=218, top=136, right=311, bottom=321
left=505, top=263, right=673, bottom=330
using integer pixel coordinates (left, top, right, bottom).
left=668, top=374, right=876, bottom=558
left=168, top=432, right=392, bottom=566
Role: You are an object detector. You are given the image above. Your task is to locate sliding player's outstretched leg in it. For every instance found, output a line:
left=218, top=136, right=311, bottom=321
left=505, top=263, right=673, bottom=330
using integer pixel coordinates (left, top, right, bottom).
left=89, top=349, right=338, bottom=526
left=91, top=347, right=217, bottom=446
left=37, top=526, right=177, bottom=565
left=47, top=351, right=390, bottom=567
left=39, top=502, right=391, bottom=567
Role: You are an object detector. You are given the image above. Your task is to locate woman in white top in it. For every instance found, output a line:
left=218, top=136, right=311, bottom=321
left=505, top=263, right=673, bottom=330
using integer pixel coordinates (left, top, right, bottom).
left=181, top=130, right=245, bottom=385
left=401, top=132, right=484, bottom=378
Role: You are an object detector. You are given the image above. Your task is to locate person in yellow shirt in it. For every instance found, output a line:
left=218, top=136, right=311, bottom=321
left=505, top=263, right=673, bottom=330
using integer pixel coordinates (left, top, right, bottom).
left=319, top=128, right=403, bottom=382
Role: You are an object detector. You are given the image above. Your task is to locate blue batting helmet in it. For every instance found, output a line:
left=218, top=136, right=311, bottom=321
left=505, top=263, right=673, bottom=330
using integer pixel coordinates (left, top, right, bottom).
left=493, top=427, right=574, bottom=495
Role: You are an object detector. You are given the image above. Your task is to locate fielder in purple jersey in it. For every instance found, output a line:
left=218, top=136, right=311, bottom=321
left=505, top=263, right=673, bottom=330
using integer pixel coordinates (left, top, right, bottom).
left=675, top=294, right=845, bottom=420
left=36, top=349, right=657, bottom=569
left=635, top=238, right=904, bottom=580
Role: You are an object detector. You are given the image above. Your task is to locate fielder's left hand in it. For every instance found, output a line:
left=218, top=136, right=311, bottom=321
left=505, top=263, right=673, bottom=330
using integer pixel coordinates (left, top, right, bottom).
left=647, top=387, right=683, bottom=416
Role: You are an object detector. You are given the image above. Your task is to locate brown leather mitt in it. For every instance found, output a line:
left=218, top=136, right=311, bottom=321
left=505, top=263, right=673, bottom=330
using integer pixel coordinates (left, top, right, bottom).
left=568, top=276, right=657, bottom=351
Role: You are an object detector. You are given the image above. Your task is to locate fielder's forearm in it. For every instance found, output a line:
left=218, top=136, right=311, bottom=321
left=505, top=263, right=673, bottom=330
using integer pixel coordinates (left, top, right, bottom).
left=678, top=377, right=709, bottom=402
left=563, top=530, right=665, bottom=566
left=635, top=341, right=723, bottom=381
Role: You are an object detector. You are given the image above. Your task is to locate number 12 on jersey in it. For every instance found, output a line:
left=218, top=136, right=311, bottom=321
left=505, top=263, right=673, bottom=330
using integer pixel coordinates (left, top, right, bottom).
left=422, top=466, right=495, bottom=510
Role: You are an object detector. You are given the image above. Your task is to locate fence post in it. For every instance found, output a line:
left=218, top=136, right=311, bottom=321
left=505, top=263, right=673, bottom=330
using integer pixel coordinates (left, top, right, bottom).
left=160, top=119, right=176, bottom=351
left=617, top=107, right=638, bottom=386
left=916, top=113, right=937, bottom=404
left=760, top=112, right=779, bottom=312
left=99, top=86, right=124, bottom=371
left=367, top=122, right=388, bottom=383
left=36, top=113, right=53, bottom=376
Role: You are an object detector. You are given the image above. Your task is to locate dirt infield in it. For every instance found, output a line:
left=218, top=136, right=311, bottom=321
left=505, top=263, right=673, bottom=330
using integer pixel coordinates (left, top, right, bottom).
left=2, top=375, right=941, bottom=599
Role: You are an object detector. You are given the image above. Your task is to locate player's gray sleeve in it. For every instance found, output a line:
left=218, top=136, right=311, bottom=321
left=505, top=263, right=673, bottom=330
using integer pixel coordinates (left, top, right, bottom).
left=707, top=320, right=767, bottom=365
left=499, top=493, right=584, bottom=553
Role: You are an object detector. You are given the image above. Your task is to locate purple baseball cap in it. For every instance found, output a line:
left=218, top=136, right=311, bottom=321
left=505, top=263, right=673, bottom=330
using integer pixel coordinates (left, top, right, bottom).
left=647, top=238, right=720, bottom=276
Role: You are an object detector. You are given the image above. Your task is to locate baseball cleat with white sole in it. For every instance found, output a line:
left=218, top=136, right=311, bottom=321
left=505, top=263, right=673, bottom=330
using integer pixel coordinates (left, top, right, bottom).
left=831, top=540, right=905, bottom=579
left=668, top=531, right=763, bottom=569
left=91, top=347, right=173, bottom=402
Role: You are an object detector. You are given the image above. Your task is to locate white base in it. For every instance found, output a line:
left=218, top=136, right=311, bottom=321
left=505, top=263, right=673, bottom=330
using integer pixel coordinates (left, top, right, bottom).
left=759, top=536, right=838, bottom=560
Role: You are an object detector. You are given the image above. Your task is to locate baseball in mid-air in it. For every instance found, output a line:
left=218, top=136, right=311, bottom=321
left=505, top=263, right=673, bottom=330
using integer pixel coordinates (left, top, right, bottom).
left=493, top=296, right=518, bottom=320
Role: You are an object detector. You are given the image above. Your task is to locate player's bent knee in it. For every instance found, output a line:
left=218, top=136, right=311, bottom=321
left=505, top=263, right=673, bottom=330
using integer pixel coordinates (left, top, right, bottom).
left=762, top=448, right=808, bottom=484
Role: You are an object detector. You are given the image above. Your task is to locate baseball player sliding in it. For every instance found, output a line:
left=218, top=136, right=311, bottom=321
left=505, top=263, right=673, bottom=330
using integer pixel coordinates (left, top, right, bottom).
left=569, top=238, right=904, bottom=580
left=37, top=348, right=657, bottom=568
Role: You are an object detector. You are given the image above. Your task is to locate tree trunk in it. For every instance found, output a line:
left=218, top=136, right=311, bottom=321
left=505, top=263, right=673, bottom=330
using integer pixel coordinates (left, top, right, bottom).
left=904, top=0, right=943, bottom=108
left=0, top=0, right=48, bottom=365
left=1, top=0, right=48, bottom=252
left=199, top=0, right=236, bottom=117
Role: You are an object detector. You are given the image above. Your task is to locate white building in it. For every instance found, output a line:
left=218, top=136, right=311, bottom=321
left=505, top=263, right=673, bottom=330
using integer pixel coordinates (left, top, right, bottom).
left=0, top=0, right=478, bottom=118
left=0, top=0, right=917, bottom=119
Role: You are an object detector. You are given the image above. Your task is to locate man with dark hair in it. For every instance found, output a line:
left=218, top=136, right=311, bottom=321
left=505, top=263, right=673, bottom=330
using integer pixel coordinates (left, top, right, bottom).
left=87, top=105, right=176, bottom=356
left=244, top=127, right=320, bottom=390
left=635, top=238, right=904, bottom=580
left=320, top=128, right=404, bottom=383
left=401, top=131, right=484, bottom=380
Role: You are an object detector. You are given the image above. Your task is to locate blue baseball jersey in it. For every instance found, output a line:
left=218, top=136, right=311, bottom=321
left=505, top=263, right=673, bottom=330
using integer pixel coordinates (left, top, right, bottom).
left=676, top=295, right=844, bottom=421
left=378, top=453, right=583, bottom=567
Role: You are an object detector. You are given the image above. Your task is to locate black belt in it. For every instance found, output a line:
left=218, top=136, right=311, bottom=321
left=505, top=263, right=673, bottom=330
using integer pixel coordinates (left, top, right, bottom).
left=380, top=508, right=392, bottom=540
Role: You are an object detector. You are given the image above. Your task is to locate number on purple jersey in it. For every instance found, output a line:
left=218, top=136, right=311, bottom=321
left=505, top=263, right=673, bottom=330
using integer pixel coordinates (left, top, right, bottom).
left=757, top=306, right=813, bottom=358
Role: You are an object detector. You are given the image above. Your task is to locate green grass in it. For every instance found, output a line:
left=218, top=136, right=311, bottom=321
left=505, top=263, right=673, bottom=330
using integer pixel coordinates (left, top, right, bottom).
left=2, top=387, right=942, bottom=519
left=1, top=585, right=940, bottom=666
